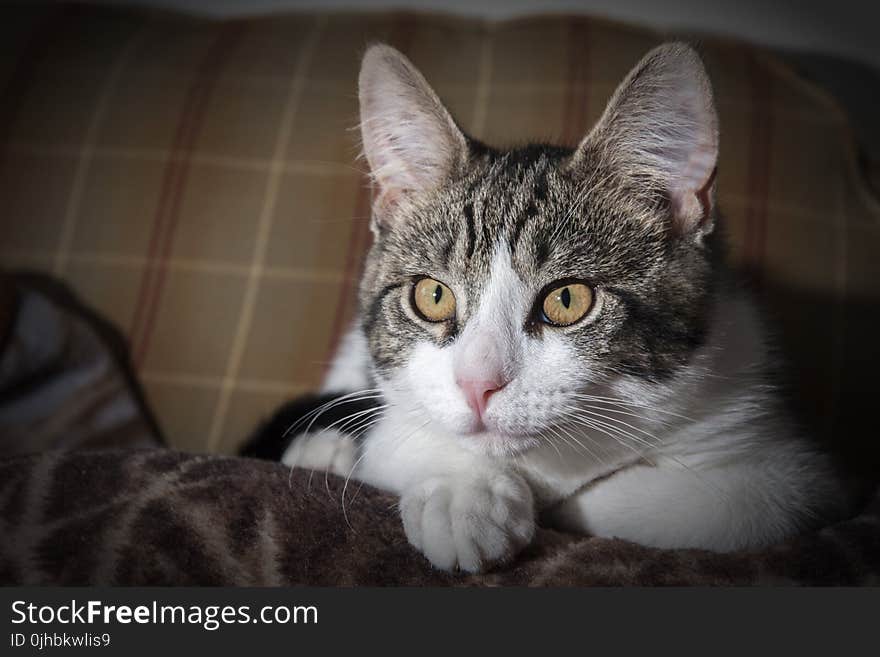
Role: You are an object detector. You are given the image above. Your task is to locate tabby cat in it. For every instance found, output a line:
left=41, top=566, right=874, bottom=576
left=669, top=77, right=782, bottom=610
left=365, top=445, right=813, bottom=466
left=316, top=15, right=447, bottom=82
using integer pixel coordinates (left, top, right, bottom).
left=263, top=42, right=843, bottom=572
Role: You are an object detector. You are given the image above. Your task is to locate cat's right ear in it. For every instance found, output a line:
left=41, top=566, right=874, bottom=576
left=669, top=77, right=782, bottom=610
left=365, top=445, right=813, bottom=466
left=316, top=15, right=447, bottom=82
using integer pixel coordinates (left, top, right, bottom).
left=570, top=43, right=719, bottom=237
left=358, top=44, right=468, bottom=232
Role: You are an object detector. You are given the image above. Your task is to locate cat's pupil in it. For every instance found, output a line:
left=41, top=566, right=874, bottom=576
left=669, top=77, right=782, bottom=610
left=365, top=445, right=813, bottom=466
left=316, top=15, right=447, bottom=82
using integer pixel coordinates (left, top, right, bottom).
left=433, top=285, right=443, bottom=304
left=560, top=287, right=571, bottom=309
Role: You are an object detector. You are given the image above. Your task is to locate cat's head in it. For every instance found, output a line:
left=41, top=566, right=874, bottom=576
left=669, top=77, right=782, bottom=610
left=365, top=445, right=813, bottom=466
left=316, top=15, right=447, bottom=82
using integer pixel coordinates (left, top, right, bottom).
left=357, top=42, right=720, bottom=457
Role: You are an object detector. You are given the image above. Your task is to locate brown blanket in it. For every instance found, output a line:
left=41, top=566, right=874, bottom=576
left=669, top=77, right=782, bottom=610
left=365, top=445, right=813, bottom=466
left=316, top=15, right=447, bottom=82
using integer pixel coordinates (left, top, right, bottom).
left=1, top=447, right=877, bottom=586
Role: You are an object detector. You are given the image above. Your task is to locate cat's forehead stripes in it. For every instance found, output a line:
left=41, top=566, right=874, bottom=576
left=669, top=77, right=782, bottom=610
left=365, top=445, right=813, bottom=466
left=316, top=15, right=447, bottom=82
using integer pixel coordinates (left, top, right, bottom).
left=449, top=147, right=569, bottom=277
left=380, top=140, right=663, bottom=312
left=462, top=202, right=476, bottom=261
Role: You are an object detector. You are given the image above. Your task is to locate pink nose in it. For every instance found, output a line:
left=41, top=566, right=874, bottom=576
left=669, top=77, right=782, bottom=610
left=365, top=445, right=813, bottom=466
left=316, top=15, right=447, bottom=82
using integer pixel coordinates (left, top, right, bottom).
left=457, top=378, right=504, bottom=421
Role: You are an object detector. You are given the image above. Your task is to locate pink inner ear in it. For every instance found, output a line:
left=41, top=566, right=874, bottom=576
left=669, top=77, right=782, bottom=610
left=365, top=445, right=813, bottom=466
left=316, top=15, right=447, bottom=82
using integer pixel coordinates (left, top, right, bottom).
left=695, top=166, right=717, bottom=226
left=670, top=139, right=717, bottom=233
left=371, top=185, right=402, bottom=226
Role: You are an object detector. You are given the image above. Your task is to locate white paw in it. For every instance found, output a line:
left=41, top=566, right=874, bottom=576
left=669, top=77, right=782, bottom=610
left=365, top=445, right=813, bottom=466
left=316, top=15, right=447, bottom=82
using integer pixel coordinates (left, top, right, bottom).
left=281, top=429, right=358, bottom=477
left=400, top=471, right=535, bottom=573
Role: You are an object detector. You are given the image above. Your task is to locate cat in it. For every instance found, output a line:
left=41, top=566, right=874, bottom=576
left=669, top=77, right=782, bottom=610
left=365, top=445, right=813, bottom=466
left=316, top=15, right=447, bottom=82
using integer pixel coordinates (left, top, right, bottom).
left=254, top=41, right=846, bottom=573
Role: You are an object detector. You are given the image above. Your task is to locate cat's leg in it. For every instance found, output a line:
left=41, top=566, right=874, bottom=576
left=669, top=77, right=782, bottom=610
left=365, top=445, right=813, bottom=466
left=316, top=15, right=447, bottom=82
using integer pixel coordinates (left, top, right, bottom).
left=398, top=469, right=535, bottom=572
left=546, top=456, right=815, bottom=551
left=357, top=423, right=536, bottom=573
left=280, top=321, right=369, bottom=476
left=280, top=428, right=358, bottom=479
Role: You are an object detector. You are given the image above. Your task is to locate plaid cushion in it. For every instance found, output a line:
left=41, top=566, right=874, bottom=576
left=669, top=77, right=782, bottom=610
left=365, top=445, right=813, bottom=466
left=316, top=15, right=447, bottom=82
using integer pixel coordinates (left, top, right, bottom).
left=1, top=4, right=878, bottom=454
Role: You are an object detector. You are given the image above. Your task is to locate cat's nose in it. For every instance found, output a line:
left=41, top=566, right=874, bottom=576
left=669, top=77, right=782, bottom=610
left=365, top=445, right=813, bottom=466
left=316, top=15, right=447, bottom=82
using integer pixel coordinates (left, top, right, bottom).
left=456, top=377, right=505, bottom=422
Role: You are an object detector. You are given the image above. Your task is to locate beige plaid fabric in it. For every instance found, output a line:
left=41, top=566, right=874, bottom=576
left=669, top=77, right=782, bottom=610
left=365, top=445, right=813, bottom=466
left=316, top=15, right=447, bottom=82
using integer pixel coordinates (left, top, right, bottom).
left=1, top=4, right=878, bottom=454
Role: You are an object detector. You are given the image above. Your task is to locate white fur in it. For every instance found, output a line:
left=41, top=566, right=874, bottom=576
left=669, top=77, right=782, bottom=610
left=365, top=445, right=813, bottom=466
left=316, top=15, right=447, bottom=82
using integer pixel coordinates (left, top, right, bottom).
left=321, top=322, right=371, bottom=394
left=399, top=470, right=534, bottom=572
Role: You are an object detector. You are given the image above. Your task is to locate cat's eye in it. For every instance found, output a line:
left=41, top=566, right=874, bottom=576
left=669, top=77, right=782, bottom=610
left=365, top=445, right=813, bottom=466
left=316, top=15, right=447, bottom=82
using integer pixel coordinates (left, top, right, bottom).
left=412, top=277, right=456, bottom=322
left=541, top=282, right=593, bottom=327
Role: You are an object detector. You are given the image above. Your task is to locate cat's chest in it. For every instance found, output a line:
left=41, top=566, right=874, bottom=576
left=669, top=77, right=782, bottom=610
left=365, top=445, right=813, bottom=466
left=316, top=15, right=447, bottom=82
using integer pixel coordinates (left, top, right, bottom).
left=516, top=439, right=639, bottom=506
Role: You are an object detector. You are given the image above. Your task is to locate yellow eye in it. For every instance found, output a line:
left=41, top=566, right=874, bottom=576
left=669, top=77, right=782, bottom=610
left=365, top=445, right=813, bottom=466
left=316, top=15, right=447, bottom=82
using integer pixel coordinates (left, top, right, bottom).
left=412, top=277, right=456, bottom=322
left=541, top=282, right=593, bottom=327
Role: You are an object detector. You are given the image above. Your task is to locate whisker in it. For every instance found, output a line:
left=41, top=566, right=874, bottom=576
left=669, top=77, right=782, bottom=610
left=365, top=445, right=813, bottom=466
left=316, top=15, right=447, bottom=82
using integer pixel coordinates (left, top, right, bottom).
left=286, top=389, right=384, bottom=437
left=303, top=393, right=384, bottom=430
left=569, top=392, right=698, bottom=423
left=341, top=418, right=431, bottom=529
left=557, top=408, right=656, bottom=466
left=283, top=389, right=385, bottom=494
left=326, top=404, right=389, bottom=435
left=558, top=408, right=733, bottom=503
left=539, top=430, right=563, bottom=458
left=568, top=404, right=665, bottom=447
left=563, top=409, right=657, bottom=453
left=549, top=423, right=607, bottom=465
left=570, top=398, right=678, bottom=428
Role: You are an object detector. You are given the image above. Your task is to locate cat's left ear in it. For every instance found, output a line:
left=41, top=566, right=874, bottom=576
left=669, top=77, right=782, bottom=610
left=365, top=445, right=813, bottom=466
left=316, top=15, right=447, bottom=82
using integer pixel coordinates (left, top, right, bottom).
left=358, top=44, right=469, bottom=232
left=572, top=42, right=718, bottom=236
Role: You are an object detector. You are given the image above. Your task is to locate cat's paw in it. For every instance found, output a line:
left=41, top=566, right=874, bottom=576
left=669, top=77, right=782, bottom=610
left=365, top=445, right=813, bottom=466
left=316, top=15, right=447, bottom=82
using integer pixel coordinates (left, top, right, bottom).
left=399, top=471, right=535, bottom=573
left=280, top=428, right=358, bottom=477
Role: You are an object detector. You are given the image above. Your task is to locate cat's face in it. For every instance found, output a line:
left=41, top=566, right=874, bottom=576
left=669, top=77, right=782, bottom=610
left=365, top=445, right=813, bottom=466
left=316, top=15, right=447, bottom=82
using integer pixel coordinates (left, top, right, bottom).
left=357, top=43, right=719, bottom=457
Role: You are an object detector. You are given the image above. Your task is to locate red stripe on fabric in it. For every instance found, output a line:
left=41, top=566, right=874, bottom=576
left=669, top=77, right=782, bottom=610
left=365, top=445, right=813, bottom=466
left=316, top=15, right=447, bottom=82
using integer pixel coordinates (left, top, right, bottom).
left=128, top=83, right=199, bottom=352
left=130, top=22, right=246, bottom=368
left=128, top=20, right=216, bottom=351
left=321, top=13, right=417, bottom=372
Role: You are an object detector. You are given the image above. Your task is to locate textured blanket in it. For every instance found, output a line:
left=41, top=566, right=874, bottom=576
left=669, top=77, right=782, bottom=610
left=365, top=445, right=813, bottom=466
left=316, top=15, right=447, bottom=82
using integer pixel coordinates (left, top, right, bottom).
left=2, top=448, right=878, bottom=586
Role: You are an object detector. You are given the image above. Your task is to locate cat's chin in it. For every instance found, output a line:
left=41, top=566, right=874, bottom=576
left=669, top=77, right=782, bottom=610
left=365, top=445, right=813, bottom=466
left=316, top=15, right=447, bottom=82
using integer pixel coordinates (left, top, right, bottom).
left=457, top=428, right=541, bottom=459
